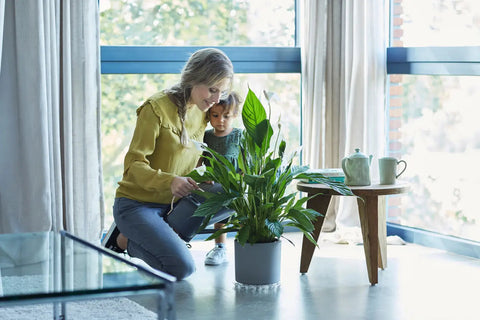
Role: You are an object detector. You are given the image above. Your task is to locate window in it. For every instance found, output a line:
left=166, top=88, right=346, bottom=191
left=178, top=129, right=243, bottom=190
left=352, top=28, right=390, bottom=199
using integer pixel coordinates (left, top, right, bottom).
left=387, top=0, right=480, bottom=242
left=99, top=0, right=300, bottom=225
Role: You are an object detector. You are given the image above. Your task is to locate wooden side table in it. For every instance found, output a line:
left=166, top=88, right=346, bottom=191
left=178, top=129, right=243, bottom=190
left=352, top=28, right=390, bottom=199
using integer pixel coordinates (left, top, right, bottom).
left=297, top=181, right=410, bottom=285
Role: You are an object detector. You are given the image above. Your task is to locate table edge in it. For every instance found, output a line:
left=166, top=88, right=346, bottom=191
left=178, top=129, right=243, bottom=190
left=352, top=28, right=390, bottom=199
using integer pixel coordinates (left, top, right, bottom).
left=297, top=181, right=410, bottom=196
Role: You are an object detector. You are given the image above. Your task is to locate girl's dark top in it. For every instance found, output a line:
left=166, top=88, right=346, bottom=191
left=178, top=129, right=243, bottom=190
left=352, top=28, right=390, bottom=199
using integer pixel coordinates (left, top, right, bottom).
left=203, top=128, right=243, bottom=170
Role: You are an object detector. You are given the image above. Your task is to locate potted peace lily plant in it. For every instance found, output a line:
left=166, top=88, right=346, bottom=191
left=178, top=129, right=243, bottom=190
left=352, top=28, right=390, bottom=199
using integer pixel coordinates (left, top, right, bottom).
left=188, top=88, right=352, bottom=285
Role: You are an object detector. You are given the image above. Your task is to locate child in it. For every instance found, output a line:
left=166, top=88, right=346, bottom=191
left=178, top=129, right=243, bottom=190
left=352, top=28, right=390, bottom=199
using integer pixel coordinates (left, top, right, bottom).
left=200, top=91, right=242, bottom=265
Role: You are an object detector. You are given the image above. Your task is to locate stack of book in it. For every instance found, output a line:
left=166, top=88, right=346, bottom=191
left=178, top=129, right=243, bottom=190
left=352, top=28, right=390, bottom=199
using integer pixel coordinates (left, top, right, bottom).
left=302, top=168, right=345, bottom=183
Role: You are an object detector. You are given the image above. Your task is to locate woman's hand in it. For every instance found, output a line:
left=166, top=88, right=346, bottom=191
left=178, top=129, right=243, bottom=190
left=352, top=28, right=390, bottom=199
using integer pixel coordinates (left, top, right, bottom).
left=171, top=176, right=200, bottom=198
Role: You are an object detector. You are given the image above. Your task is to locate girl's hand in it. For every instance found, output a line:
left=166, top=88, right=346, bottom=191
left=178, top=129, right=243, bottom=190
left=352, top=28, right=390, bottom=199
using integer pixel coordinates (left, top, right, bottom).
left=171, top=176, right=199, bottom=198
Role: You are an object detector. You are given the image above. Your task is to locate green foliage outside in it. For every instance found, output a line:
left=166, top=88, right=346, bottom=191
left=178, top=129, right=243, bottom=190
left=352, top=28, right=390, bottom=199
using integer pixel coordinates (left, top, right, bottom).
left=100, top=0, right=294, bottom=46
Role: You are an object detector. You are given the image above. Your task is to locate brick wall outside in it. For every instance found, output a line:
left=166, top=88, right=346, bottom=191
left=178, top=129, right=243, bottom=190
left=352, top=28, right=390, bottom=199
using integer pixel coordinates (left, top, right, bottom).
left=386, top=0, right=404, bottom=224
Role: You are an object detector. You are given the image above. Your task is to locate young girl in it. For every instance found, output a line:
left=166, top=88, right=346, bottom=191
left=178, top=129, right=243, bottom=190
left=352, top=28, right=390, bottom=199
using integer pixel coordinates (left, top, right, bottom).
left=200, top=92, right=242, bottom=265
left=102, top=48, right=234, bottom=280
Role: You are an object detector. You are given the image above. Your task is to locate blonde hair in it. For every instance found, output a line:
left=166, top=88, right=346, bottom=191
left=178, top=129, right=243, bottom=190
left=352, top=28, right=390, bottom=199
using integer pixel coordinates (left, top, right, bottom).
left=164, top=48, right=234, bottom=146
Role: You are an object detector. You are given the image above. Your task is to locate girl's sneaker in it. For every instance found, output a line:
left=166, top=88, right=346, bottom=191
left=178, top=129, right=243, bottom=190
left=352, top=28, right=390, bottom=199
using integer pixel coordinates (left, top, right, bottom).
left=204, top=243, right=227, bottom=265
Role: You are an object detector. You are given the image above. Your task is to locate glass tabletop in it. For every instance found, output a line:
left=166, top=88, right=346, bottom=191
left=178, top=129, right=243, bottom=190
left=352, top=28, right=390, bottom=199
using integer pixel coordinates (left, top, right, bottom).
left=0, top=231, right=175, bottom=304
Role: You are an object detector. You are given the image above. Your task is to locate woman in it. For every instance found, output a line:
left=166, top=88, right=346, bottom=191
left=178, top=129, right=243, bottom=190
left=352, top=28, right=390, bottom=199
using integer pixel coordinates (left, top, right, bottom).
left=102, top=48, right=234, bottom=280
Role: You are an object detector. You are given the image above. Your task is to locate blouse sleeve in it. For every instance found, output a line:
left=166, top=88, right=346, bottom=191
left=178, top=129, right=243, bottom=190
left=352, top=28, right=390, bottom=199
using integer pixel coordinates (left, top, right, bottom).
left=123, top=103, right=175, bottom=193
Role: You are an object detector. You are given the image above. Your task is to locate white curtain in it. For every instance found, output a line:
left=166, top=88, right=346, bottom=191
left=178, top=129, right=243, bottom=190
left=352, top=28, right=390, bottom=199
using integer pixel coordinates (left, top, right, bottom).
left=0, top=1, right=104, bottom=242
left=300, top=0, right=328, bottom=170
left=301, top=0, right=387, bottom=230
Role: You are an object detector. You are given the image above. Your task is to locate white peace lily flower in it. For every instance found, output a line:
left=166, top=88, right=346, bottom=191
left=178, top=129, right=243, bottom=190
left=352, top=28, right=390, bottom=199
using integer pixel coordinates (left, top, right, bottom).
left=192, top=140, right=207, bottom=152
left=195, top=165, right=207, bottom=176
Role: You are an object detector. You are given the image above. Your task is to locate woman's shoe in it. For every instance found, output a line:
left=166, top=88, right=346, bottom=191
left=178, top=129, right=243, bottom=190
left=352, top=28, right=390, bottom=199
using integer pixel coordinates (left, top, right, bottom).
left=102, top=222, right=126, bottom=253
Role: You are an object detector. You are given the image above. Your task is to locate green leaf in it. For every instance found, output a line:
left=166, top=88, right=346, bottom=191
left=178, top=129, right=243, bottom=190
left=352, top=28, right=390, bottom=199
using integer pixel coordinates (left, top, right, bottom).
left=204, top=226, right=238, bottom=241
left=287, top=208, right=315, bottom=232
left=186, top=168, right=204, bottom=181
left=278, top=193, right=296, bottom=208
left=203, top=146, right=237, bottom=176
left=242, top=88, right=267, bottom=137
left=302, top=231, right=318, bottom=247
left=254, top=119, right=273, bottom=151
left=237, top=225, right=250, bottom=246
left=266, top=219, right=283, bottom=238
left=264, top=157, right=281, bottom=173
left=301, top=208, right=322, bottom=219
left=291, top=165, right=309, bottom=176
left=278, top=140, right=286, bottom=158
left=295, top=172, right=354, bottom=196
left=283, top=221, right=318, bottom=246
left=192, top=193, right=233, bottom=218
left=292, top=193, right=315, bottom=209
left=243, top=173, right=267, bottom=190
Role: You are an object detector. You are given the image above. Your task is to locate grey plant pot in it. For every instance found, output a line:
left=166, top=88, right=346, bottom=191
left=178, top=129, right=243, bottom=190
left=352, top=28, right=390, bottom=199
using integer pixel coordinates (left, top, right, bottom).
left=234, top=239, right=282, bottom=285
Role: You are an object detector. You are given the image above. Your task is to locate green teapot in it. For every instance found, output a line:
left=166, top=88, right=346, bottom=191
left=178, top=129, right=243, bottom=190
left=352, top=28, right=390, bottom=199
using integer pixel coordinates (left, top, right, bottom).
left=341, top=148, right=373, bottom=186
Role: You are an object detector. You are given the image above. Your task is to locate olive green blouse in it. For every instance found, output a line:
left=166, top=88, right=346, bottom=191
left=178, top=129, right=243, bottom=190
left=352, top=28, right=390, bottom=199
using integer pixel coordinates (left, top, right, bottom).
left=115, top=92, right=208, bottom=204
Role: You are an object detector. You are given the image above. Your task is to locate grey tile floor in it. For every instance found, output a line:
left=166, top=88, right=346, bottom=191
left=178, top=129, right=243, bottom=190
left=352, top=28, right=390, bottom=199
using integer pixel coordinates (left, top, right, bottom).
left=136, top=231, right=480, bottom=320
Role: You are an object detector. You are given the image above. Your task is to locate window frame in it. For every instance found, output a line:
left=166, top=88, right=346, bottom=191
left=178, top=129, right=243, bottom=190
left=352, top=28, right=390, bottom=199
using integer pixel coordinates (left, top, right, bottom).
left=387, top=46, right=480, bottom=76
left=101, top=46, right=301, bottom=74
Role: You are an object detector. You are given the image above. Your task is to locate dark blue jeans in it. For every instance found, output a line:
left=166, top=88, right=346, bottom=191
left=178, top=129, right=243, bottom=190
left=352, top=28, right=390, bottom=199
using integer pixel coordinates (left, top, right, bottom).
left=113, top=197, right=195, bottom=280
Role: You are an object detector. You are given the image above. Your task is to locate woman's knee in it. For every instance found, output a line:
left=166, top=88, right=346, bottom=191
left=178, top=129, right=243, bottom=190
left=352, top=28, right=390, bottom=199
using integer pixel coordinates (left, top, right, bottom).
left=167, top=255, right=196, bottom=280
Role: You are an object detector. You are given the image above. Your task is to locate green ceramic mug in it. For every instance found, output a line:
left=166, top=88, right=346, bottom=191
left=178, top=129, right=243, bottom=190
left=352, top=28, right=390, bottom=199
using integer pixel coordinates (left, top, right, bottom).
left=378, top=157, right=407, bottom=185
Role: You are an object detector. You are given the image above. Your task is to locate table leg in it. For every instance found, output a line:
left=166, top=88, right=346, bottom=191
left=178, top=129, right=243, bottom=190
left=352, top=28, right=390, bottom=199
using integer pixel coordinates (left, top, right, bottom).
left=357, top=195, right=379, bottom=285
left=300, top=194, right=332, bottom=274
left=377, top=196, right=387, bottom=269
